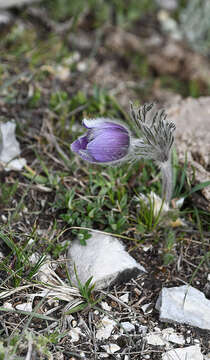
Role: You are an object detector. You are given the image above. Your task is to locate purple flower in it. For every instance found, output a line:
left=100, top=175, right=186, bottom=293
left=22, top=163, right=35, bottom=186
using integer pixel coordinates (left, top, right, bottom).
left=71, top=118, right=130, bottom=163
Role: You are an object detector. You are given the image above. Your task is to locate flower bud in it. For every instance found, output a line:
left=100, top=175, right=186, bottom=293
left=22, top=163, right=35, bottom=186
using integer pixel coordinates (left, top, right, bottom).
left=71, top=118, right=130, bottom=163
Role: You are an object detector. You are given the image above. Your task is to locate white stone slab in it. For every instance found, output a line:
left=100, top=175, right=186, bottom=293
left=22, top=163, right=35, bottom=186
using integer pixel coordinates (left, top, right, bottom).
left=156, top=285, right=210, bottom=330
left=162, top=345, right=203, bottom=360
left=67, top=232, right=146, bottom=290
left=0, top=121, right=26, bottom=171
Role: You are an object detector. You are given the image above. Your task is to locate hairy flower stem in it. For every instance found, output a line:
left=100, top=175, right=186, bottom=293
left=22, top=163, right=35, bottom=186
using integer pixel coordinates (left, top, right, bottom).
left=160, top=158, right=173, bottom=205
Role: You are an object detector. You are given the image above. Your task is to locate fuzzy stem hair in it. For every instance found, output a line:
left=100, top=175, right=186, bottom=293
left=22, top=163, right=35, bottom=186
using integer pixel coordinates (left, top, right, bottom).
left=160, top=158, right=173, bottom=204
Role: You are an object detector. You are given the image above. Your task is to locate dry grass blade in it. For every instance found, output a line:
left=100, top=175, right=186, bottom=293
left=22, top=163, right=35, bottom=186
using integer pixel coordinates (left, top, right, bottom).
left=0, top=285, right=32, bottom=299
left=0, top=262, right=86, bottom=314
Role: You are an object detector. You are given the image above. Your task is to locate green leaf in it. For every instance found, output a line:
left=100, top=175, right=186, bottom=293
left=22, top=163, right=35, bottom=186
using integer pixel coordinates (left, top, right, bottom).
left=0, top=307, right=57, bottom=322
left=184, top=181, right=210, bottom=198
left=64, top=303, right=87, bottom=315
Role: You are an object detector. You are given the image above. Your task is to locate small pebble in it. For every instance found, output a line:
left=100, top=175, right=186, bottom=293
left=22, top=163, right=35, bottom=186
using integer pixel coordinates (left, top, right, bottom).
left=3, top=301, right=13, bottom=310
left=121, top=321, right=135, bottom=333
left=77, top=61, right=87, bottom=72
left=69, top=327, right=81, bottom=342
left=16, top=302, right=33, bottom=312
left=139, top=325, right=148, bottom=335
left=71, top=320, right=77, bottom=328
left=1, top=214, right=7, bottom=223
left=119, top=293, right=129, bottom=303
left=101, top=344, right=120, bottom=354
left=141, top=302, right=153, bottom=314
left=101, top=301, right=111, bottom=311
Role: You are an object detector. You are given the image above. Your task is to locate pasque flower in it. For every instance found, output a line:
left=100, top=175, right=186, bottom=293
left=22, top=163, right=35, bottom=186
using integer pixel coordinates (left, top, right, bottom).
left=71, top=103, right=176, bottom=204
left=71, top=118, right=130, bottom=163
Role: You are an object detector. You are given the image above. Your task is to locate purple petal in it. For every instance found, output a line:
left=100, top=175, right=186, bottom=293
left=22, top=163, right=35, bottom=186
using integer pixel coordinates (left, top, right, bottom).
left=71, top=135, right=89, bottom=152
left=83, top=118, right=128, bottom=132
left=71, top=135, right=96, bottom=162
left=87, top=128, right=130, bottom=162
left=77, top=149, right=96, bottom=162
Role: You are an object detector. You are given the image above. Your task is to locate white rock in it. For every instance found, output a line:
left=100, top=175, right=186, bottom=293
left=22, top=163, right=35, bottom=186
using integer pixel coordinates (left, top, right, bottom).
left=101, top=344, right=120, bottom=354
left=121, top=322, right=135, bottom=333
left=156, top=285, right=210, bottom=330
left=162, top=328, right=185, bottom=345
left=3, top=301, right=14, bottom=310
left=101, top=301, right=111, bottom=312
left=0, top=11, right=12, bottom=25
left=67, top=232, right=146, bottom=290
left=29, top=252, right=40, bottom=265
left=0, top=0, right=39, bottom=8
left=99, top=353, right=109, bottom=358
left=36, top=261, right=56, bottom=282
left=143, top=244, right=153, bottom=252
left=162, top=345, right=203, bottom=360
left=186, top=337, right=191, bottom=344
left=69, top=327, right=81, bottom=342
left=77, top=61, right=87, bottom=72
left=146, top=332, right=166, bottom=346
left=119, top=293, right=129, bottom=303
left=141, top=302, right=153, bottom=314
left=1, top=214, right=7, bottom=223
left=96, top=316, right=116, bottom=340
left=138, top=325, right=148, bottom=336
left=16, top=302, right=33, bottom=312
left=5, top=158, right=26, bottom=171
left=0, top=121, right=26, bottom=171
left=146, top=328, right=185, bottom=347
left=155, top=0, right=177, bottom=10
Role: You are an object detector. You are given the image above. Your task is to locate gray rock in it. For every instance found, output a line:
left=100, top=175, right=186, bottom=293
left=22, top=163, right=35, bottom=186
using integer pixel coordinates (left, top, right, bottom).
left=101, top=344, right=121, bottom=354
left=162, top=345, right=203, bottom=360
left=0, top=11, right=13, bottom=26
left=0, top=0, right=39, bottom=9
left=96, top=316, right=116, bottom=340
left=67, top=232, right=146, bottom=290
left=145, top=327, right=185, bottom=347
left=161, top=328, right=185, bottom=345
left=155, top=0, right=178, bottom=11
left=156, top=285, right=210, bottom=330
left=146, top=332, right=166, bottom=346
left=121, top=322, right=135, bottom=333
left=168, top=97, right=210, bottom=208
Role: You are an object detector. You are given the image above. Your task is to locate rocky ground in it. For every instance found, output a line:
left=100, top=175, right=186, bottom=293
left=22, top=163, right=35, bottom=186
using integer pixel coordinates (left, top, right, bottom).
left=0, top=1, right=210, bottom=359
